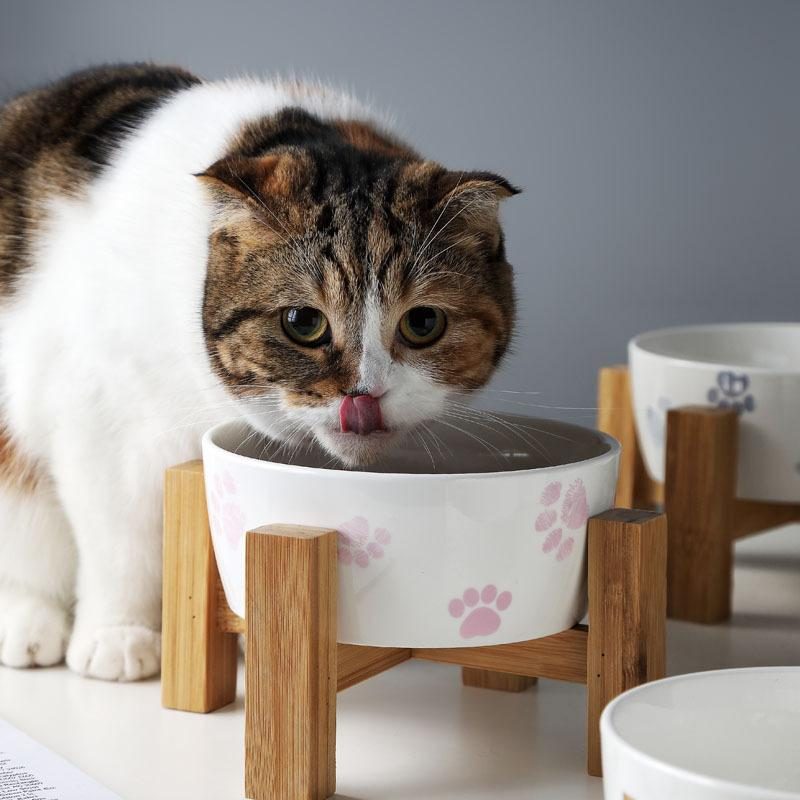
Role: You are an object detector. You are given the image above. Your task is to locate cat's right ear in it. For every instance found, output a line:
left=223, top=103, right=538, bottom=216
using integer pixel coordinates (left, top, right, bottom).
left=196, top=154, right=313, bottom=232
left=195, top=154, right=288, bottom=202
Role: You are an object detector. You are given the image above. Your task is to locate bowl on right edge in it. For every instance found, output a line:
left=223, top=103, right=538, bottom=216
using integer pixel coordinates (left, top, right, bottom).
left=628, top=323, right=800, bottom=503
left=601, top=667, right=800, bottom=800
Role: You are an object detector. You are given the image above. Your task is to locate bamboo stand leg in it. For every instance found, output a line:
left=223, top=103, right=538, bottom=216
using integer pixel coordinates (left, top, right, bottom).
left=162, top=461, right=238, bottom=712
left=597, top=366, right=639, bottom=508
left=245, top=525, right=338, bottom=800
left=461, top=668, right=537, bottom=692
left=664, top=407, right=738, bottom=623
left=586, top=509, right=667, bottom=777
left=597, top=365, right=663, bottom=510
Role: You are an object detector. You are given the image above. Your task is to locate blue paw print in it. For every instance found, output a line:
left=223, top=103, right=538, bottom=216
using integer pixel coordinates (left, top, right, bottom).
left=707, top=371, right=755, bottom=414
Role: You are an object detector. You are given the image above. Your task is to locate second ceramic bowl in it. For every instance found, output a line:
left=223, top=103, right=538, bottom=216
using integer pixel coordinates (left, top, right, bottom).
left=629, top=323, right=800, bottom=502
left=201, top=415, right=619, bottom=648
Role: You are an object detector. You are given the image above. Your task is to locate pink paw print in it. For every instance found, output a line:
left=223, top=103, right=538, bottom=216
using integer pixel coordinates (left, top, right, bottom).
left=448, top=585, right=512, bottom=639
left=207, top=471, right=246, bottom=549
left=337, top=516, right=391, bottom=568
left=534, top=478, right=589, bottom=561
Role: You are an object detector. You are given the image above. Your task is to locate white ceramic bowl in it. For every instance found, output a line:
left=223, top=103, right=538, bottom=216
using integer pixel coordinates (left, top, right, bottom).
left=601, top=667, right=800, bottom=800
left=201, top=415, right=619, bottom=648
left=629, top=323, right=800, bottom=503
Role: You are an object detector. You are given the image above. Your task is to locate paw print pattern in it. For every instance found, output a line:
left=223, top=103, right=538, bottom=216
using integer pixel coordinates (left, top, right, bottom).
left=448, top=585, right=512, bottom=639
left=646, top=396, right=672, bottom=444
left=707, top=371, right=755, bottom=414
left=337, top=516, right=391, bottom=568
left=534, top=479, right=588, bottom=561
left=207, top=471, right=246, bottom=549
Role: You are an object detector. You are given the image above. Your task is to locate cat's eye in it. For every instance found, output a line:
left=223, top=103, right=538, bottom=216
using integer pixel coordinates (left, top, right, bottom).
left=281, top=307, right=331, bottom=346
left=398, top=306, right=447, bottom=347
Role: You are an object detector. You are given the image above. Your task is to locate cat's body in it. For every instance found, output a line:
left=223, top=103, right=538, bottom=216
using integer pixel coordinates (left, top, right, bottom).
left=0, top=65, right=516, bottom=680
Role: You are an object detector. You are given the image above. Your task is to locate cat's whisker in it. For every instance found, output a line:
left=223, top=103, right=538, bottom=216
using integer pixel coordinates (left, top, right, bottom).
left=481, top=389, right=544, bottom=396
left=470, top=394, right=599, bottom=413
left=442, top=402, right=561, bottom=462
left=448, top=397, right=583, bottom=441
left=420, top=421, right=452, bottom=459
left=432, top=417, right=511, bottom=464
left=446, top=406, right=574, bottom=454
left=411, top=428, right=437, bottom=472
left=440, top=406, right=552, bottom=461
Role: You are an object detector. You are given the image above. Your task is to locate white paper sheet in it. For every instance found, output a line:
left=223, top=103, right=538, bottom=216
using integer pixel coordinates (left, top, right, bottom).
left=0, top=718, right=120, bottom=800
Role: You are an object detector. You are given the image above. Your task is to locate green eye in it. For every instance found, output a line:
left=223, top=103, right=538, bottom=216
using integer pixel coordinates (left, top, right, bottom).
left=399, top=306, right=447, bottom=347
left=281, top=307, right=331, bottom=346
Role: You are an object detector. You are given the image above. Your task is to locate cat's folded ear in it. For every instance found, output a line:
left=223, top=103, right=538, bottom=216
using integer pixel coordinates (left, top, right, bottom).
left=196, top=153, right=311, bottom=203
left=196, top=153, right=314, bottom=232
left=430, top=170, right=521, bottom=207
left=417, top=168, right=520, bottom=259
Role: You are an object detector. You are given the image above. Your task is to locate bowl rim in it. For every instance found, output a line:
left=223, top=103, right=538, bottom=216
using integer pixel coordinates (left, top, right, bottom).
left=601, top=666, right=800, bottom=800
left=629, top=322, right=800, bottom=376
left=202, top=417, right=621, bottom=481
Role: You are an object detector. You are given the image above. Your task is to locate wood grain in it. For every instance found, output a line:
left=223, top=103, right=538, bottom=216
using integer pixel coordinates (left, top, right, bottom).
left=244, top=525, right=337, bottom=800
left=665, top=406, right=737, bottom=623
left=338, top=644, right=411, bottom=691
left=217, top=580, right=245, bottom=634
left=161, top=461, right=238, bottom=713
left=413, top=626, right=588, bottom=683
left=461, top=669, right=537, bottom=692
left=216, top=591, right=410, bottom=693
left=633, top=456, right=664, bottom=510
left=732, top=498, right=800, bottom=539
left=586, top=508, right=667, bottom=777
left=597, top=365, right=639, bottom=508
left=596, top=365, right=663, bottom=509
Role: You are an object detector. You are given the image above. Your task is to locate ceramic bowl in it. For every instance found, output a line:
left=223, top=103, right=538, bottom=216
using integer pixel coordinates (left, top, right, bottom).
left=201, top=415, right=619, bottom=648
left=629, top=323, right=800, bottom=503
left=602, top=667, right=800, bottom=800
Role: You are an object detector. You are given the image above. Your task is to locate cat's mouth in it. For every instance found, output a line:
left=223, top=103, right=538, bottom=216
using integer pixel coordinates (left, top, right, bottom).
left=316, top=396, right=398, bottom=466
left=338, top=394, right=385, bottom=436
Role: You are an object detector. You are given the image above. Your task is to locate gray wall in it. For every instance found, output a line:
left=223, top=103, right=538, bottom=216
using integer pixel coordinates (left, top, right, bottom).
left=2, top=0, right=798, bottom=422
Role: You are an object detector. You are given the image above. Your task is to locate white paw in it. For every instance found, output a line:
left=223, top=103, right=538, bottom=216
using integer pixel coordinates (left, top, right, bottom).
left=0, top=593, right=69, bottom=668
left=66, top=624, right=161, bottom=681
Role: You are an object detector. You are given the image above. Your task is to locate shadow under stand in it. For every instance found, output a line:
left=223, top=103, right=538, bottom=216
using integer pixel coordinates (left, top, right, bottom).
left=597, top=365, right=800, bottom=624
left=161, top=460, right=667, bottom=800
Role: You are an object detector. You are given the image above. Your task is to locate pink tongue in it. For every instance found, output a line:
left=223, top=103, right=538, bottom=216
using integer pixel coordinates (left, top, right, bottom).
left=340, top=394, right=384, bottom=435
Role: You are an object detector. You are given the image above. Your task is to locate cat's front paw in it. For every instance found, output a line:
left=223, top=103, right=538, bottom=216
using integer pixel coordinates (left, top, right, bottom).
left=0, top=592, right=69, bottom=668
left=66, top=624, right=161, bottom=681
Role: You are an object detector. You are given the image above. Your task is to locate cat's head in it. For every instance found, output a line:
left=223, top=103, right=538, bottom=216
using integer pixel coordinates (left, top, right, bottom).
left=198, top=110, right=518, bottom=466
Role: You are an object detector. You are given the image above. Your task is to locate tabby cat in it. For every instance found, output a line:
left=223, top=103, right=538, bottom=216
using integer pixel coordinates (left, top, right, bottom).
left=0, top=64, right=517, bottom=680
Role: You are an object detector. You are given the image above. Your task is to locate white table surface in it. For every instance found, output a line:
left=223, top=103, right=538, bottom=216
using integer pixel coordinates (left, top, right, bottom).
left=1, top=525, right=798, bottom=800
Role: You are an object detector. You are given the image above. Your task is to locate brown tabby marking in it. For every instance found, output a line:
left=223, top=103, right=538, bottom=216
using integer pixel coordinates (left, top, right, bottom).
left=0, top=426, right=42, bottom=493
left=0, top=63, right=199, bottom=295
left=332, top=120, right=417, bottom=160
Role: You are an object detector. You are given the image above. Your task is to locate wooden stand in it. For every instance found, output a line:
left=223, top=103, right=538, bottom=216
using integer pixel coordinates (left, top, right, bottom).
left=597, top=365, right=800, bottom=624
left=162, top=461, right=667, bottom=799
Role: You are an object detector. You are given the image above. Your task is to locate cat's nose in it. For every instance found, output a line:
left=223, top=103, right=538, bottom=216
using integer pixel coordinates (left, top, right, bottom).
left=339, top=393, right=385, bottom=435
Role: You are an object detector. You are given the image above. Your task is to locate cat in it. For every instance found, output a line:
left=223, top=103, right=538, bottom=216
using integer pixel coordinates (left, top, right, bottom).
left=0, top=63, right=518, bottom=681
